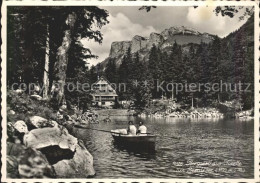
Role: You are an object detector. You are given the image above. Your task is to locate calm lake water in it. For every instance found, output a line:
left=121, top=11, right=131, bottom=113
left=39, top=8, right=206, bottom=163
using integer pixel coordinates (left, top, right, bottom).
left=72, top=116, right=254, bottom=178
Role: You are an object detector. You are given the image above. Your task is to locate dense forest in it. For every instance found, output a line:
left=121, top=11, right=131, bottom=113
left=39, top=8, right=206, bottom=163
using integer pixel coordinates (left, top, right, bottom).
left=7, top=6, right=254, bottom=111
left=7, top=6, right=109, bottom=109
left=101, top=15, right=254, bottom=110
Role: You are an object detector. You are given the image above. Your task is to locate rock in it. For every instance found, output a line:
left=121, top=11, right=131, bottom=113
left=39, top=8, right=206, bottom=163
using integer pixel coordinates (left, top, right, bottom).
left=64, top=114, right=72, bottom=121
left=9, top=110, right=16, bottom=115
left=30, top=94, right=43, bottom=101
left=23, top=126, right=78, bottom=155
left=50, top=120, right=59, bottom=127
left=14, top=120, right=28, bottom=134
left=57, top=111, right=64, bottom=120
left=131, top=35, right=148, bottom=52
left=53, top=142, right=95, bottom=178
left=102, top=25, right=215, bottom=69
left=71, top=114, right=78, bottom=120
left=7, top=122, right=15, bottom=138
left=60, top=104, right=67, bottom=111
left=28, top=116, right=56, bottom=128
left=7, top=122, right=22, bottom=143
left=110, top=41, right=131, bottom=58
left=6, top=142, right=56, bottom=178
left=14, top=89, right=24, bottom=94
left=148, top=32, right=162, bottom=48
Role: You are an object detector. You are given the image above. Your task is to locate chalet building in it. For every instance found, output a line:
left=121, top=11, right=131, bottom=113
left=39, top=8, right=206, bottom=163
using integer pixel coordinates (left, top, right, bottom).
left=91, top=76, right=118, bottom=108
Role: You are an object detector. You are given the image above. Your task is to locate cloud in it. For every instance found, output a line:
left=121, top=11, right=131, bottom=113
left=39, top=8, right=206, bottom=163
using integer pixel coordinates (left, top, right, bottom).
left=82, top=13, right=157, bottom=66
left=187, top=6, right=226, bottom=32
left=82, top=7, right=249, bottom=66
left=187, top=6, right=247, bottom=37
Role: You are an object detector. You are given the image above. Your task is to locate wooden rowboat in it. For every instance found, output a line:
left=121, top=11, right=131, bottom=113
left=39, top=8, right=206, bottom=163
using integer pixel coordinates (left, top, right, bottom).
left=74, top=124, right=157, bottom=150
left=111, top=132, right=156, bottom=150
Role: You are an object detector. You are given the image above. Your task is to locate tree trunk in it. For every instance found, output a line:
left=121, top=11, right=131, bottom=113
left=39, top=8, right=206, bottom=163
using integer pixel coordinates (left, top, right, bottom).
left=218, top=93, right=220, bottom=103
left=191, top=96, right=194, bottom=109
left=43, top=24, right=50, bottom=99
left=51, top=12, right=77, bottom=108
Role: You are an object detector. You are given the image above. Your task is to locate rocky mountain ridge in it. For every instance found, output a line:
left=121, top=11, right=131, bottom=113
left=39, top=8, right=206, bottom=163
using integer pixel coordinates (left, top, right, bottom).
left=101, top=26, right=215, bottom=67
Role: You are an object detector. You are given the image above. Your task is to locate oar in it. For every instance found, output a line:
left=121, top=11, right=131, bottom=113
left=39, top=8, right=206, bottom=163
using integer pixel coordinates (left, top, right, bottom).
left=75, top=125, right=144, bottom=135
left=74, top=124, right=119, bottom=133
left=74, top=124, right=180, bottom=139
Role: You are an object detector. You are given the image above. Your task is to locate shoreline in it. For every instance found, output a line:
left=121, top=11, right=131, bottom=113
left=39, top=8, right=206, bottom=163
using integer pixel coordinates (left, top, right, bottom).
left=7, top=90, right=96, bottom=178
left=90, top=107, right=254, bottom=120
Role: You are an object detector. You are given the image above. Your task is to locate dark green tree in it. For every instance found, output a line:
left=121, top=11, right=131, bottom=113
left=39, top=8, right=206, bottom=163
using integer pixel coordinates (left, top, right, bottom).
left=105, top=58, right=117, bottom=83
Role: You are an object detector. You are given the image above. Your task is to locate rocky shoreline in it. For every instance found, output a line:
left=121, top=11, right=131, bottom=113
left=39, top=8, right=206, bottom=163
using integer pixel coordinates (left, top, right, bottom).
left=7, top=90, right=95, bottom=178
left=6, top=90, right=254, bottom=178
left=135, top=100, right=254, bottom=120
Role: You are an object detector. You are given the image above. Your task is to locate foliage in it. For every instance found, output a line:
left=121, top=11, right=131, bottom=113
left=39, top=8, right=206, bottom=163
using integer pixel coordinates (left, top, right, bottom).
left=7, top=6, right=109, bottom=109
left=102, top=15, right=254, bottom=110
left=7, top=90, right=57, bottom=123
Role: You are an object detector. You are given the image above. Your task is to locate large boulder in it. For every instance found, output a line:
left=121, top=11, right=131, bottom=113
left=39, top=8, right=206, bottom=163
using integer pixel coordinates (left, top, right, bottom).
left=28, top=116, right=57, bottom=128
left=23, top=126, right=78, bottom=164
left=7, top=142, right=55, bottom=178
left=53, top=141, right=95, bottom=178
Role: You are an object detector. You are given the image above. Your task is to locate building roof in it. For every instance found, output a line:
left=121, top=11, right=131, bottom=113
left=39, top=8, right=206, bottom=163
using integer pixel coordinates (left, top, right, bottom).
left=93, top=76, right=112, bottom=86
left=92, top=76, right=118, bottom=97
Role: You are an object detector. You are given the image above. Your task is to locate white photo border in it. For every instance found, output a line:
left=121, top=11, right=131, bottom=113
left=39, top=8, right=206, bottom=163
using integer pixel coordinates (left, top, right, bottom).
left=1, top=0, right=259, bottom=182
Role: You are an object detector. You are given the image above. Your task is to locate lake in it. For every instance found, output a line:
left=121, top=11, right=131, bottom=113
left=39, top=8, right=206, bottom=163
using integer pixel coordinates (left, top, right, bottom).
left=72, top=116, right=254, bottom=178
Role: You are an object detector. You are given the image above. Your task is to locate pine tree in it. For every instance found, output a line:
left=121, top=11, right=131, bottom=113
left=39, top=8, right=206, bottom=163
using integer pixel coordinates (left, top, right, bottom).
left=7, top=6, right=109, bottom=109
left=132, top=53, right=152, bottom=107
left=197, top=42, right=210, bottom=106
left=89, top=65, right=98, bottom=85
left=118, top=56, right=129, bottom=83
left=148, top=44, right=161, bottom=98
left=105, top=58, right=117, bottom=83
left=208, top=36, right=222, bottom=102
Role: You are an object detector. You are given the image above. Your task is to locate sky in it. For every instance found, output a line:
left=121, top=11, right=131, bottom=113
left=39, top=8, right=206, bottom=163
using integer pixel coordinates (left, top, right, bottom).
left=82, top=6, right=250, bottom=66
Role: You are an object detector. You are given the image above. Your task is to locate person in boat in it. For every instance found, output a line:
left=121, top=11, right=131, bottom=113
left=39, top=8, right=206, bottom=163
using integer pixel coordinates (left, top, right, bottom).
left=137, top=121, right=147, bottom=135
left=127, top=121, right=137, bottom=135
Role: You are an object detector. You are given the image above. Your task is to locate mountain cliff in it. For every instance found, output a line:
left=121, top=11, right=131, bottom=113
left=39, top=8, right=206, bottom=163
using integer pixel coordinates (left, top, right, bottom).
left=100, top=26, right=215, bottom=68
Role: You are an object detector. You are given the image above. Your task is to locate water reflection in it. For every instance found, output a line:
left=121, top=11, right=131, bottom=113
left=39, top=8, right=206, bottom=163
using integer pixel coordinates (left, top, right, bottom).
left=73, top=116, right=254, bottom=178
left=113, top=141, right=157, bottom=160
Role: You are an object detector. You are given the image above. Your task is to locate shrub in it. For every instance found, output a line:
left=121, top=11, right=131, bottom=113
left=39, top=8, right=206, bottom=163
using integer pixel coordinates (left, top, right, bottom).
left=7, top=90, right=57, bottom=123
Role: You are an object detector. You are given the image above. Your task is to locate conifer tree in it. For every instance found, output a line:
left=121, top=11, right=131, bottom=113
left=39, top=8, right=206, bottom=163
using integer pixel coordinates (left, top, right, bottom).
left=105, top=58, right=117, bottom=83
left=208, top=36, right=222, bottom=102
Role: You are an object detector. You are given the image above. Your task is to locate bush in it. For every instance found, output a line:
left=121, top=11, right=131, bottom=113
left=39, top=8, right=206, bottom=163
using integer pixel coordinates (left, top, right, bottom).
left=7, top=90, right=57, bottom=123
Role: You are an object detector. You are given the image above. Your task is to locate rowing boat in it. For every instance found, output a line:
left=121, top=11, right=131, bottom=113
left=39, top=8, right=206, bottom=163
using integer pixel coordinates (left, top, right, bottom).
left=74, top=124, right=157, bottom=149
left=111, top=131, right=156, bottom=149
